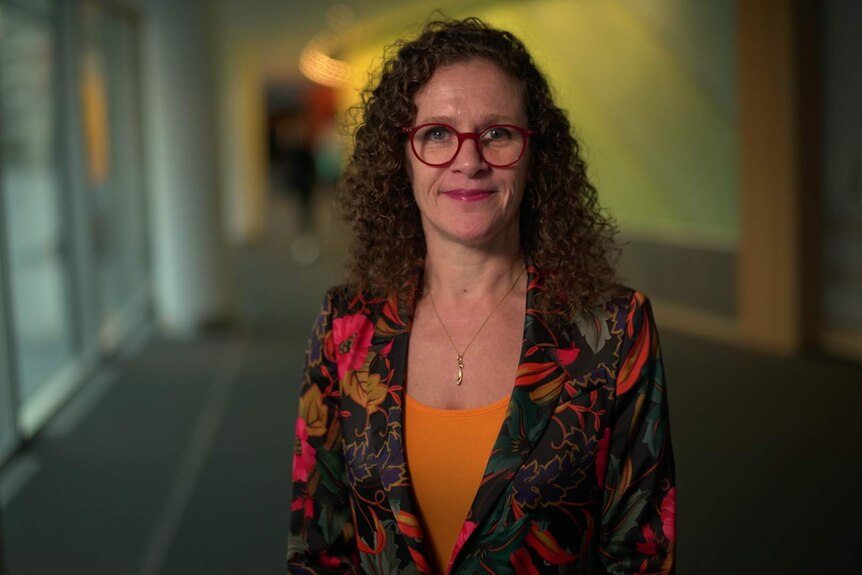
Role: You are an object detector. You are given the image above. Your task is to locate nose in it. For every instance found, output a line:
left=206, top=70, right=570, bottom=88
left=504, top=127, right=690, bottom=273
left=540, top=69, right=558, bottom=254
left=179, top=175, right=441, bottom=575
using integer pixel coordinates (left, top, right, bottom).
left=451, top=136, right=488, bottom=176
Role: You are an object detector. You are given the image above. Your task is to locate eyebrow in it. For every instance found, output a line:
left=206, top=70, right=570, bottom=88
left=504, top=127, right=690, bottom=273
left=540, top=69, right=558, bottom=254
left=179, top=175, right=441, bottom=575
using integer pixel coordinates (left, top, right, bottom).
left=415, top=113, right=517, bottom=126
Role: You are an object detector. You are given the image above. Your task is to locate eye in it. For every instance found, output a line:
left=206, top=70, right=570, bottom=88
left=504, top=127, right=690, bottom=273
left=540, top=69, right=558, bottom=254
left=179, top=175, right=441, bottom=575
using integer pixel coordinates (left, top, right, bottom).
left=482, top=126, right=515, bottom=142
left=419, top=125, right=454, bottom=144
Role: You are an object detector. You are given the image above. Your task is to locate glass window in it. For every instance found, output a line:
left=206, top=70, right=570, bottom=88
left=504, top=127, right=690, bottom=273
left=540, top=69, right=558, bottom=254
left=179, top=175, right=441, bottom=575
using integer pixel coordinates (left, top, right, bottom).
left=0, top=261, right=17, bottom=465
left=0, top=2, right=77, bottom=403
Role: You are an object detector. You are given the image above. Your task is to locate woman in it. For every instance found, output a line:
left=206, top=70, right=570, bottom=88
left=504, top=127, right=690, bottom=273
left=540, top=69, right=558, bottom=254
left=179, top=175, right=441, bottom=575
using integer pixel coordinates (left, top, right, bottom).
left=288, top=18, right=675, bottom=575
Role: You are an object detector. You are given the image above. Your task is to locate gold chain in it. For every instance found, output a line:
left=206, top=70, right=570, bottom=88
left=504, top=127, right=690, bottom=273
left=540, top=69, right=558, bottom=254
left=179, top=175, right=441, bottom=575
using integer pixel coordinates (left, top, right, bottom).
left=427, top=266, right=524, bottom=385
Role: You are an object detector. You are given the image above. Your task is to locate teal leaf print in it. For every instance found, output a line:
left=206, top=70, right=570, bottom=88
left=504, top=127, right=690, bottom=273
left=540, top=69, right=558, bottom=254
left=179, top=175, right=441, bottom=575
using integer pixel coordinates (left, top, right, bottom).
left=317, top=446, right=346, bottom=494
left=605, top=487, right=649, bottom=546
left=459, top=513, right=529, bottom=574
left=643, top=389, right=666, bottom=459
left=575, top=308, right=612, bottom=354
left=318, top=502, right=350, bottom=546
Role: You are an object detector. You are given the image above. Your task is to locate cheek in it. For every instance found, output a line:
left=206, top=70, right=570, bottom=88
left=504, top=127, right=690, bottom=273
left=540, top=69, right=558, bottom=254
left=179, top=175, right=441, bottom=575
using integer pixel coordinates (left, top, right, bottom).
left=406, top=163, right=437, bottom=200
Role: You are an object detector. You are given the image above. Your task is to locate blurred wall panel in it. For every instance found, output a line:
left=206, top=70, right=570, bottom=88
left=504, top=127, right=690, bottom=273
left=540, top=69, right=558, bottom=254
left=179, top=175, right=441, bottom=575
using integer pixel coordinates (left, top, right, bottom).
left=216, top=39, right=268, bottom=246
left=78, top=0, right=150, bottom=349
left=737, top=0, right=802, bottom=353
left=144, top=0, right=232, bottom=333
left=820, top=0, right=862, bottom=359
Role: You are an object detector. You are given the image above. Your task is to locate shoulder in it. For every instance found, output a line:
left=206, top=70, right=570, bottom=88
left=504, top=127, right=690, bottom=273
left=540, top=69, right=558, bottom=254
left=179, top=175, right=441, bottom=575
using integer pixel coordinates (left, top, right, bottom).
left=595, top=285, right=637, bottom=312
left=581, top=285, right=655, bottom=332
left=600, top=285, right=655, bottom=326
left=319, top=284, right=355, bottom=314
left=318, top=284, right=400, bottom=321
left=603, top=287, right=662, bottom=395
left=565, top=286, right=657, bottom=364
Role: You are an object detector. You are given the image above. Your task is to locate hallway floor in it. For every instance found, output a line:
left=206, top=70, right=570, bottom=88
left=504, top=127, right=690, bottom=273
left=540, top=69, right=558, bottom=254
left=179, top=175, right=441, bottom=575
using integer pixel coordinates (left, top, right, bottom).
left=2, top=220, right=861, bottom=574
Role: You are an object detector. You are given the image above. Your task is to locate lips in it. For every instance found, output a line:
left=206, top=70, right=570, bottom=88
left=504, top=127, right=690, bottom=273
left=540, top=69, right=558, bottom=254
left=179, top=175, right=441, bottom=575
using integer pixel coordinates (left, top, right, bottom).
left=442, top=188, right=494, bottom=201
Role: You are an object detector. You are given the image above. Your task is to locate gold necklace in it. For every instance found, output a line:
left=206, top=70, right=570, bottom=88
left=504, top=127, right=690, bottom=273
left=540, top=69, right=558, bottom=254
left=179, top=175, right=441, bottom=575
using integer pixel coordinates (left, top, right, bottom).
left=427, top=266, right=524, bottom=385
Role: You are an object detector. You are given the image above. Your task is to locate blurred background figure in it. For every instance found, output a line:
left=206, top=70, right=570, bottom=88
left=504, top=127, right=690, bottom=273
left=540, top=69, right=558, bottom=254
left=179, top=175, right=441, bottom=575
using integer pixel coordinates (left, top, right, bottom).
left=266, top=82, right=339, bottom=265
left=0, top=0, right=860, bottom=574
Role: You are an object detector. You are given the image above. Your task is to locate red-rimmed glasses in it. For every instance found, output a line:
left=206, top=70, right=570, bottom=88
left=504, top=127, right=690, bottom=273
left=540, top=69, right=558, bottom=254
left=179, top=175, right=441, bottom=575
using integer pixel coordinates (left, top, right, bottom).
left=402, top=123, right=536, bottom=168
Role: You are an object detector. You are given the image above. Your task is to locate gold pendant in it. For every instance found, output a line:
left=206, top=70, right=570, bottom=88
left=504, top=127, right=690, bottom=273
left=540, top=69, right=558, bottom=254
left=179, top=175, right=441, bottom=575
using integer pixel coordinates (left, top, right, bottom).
left=456, top=354, right=464, bottom=385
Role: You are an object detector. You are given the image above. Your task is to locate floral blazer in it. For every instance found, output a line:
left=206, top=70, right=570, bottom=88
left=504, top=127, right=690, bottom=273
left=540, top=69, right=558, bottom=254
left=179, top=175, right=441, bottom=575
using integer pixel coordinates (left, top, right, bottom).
left=288, top=263, right=675, bottom=574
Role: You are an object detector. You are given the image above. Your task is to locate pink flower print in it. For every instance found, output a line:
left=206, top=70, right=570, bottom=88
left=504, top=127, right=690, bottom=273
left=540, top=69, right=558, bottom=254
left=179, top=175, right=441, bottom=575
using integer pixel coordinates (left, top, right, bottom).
left=318, top=552, right=343, bottom=569
left=290, top=493, right=314, bottom=519
left=595, top=427, right=611, bottom=488
left=448, top=521, right=478, bottom=571
left=332, top=314, right=375, bottom=380
left=660, top=488, right=676, bottom=542
left=292, top=417, right=316, bottom=483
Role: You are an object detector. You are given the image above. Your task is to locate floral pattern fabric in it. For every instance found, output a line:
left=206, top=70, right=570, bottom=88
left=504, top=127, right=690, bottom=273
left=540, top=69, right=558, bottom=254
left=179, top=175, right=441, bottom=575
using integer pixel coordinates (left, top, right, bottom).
left=288, top=263, right=675, bottom=574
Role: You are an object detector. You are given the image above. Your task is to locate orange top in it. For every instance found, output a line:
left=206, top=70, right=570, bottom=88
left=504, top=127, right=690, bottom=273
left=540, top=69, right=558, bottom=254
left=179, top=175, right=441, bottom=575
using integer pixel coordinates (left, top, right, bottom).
left=403, top=394, right=510, bottom=574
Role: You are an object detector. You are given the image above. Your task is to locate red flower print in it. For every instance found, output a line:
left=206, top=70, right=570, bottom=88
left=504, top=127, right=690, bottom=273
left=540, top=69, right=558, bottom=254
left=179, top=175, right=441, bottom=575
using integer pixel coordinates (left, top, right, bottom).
left=626, top=291, right=646, bottom=338
left=332, top=314, right=374, bottom=380
left=636, top=525, right=658, bottom=556
left=292, top=417, right=316, bottom=483
left=356, top=508, right=387, bottom=554
left=395, top=509, right=423, bottom=540
left=408, top=547, right=433, bottom=575
left=511, top=547, right=540, bottom=575
left=660, top=488, right=676, bottom=542
left=556, top=342, right=580, bottom=366
left=596, top=427, right=611, bottom=488
left=617, top=316, right=651, bottom=397
left=515, top=361, right=558, bottom=387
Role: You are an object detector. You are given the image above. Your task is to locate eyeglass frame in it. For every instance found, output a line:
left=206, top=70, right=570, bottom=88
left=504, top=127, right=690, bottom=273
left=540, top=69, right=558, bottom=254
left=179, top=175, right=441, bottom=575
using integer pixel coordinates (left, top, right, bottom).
left=401, top=123, right=537, bottom=168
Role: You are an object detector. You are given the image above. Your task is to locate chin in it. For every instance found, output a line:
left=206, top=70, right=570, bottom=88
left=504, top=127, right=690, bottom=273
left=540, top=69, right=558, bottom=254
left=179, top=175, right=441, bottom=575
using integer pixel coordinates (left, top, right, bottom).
left=447, top=226, right=508, bottom=246
left=423, top=211, right=519, bottom=248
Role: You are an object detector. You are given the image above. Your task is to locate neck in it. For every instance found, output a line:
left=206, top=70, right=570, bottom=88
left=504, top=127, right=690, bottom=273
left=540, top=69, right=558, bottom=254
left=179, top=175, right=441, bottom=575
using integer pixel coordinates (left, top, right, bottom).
left=422, top=240, right=524, bottom=305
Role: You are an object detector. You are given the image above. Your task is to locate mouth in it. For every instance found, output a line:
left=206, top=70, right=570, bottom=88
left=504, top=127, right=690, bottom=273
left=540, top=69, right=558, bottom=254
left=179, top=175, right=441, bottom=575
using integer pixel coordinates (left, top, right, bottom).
left=442, top=189, right=495, bottom=202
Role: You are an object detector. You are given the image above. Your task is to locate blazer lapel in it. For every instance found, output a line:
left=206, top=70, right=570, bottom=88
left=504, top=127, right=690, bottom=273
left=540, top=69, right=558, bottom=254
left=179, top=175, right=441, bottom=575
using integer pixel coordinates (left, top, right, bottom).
left=365, top=286, right=436, bottom=573
left=447, top=262, right=598, bottom=569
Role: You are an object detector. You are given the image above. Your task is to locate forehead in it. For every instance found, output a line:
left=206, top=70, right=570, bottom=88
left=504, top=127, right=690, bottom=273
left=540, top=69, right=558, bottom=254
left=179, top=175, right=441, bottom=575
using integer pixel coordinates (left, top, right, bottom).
left=413, top=59, right=526, bottom=123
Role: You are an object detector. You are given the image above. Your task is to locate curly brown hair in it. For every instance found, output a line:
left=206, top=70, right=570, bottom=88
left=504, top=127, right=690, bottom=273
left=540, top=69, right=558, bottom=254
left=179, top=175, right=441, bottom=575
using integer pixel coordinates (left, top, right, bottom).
left=340, top=17, right=619, bottom=319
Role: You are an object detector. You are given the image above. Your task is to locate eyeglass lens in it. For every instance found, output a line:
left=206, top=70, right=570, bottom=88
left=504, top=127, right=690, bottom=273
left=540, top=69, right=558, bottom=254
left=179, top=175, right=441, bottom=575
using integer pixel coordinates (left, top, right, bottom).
left=411, top=124, right=526, bottom=167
